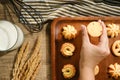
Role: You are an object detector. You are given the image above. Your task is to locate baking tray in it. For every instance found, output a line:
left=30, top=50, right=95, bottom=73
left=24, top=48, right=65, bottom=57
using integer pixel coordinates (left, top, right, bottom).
left=51, top=17, right=120, bottom=80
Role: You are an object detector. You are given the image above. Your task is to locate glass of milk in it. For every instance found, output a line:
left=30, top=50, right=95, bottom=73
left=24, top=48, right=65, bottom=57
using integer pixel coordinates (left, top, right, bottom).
left=0, top=20, right=24, bottom=51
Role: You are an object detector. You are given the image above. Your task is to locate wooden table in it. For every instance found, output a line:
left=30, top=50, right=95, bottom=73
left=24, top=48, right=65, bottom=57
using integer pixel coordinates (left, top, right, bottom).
left=0, top=4, right=51, bottom=80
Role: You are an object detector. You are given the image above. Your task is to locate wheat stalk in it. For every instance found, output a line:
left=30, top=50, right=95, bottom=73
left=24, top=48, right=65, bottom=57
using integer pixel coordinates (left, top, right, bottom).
left=12, top=41, right=30, bottom=80
left=20, top=36, right=42, bottom=80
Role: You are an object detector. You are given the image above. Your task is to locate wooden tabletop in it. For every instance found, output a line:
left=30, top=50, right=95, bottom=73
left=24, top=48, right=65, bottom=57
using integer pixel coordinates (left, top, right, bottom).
left=0, top=4, right=51, bottom=80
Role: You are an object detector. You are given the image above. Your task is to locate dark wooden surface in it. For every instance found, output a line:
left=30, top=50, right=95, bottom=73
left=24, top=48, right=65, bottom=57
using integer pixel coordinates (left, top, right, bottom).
left=51, top=17, right=120, bottom=80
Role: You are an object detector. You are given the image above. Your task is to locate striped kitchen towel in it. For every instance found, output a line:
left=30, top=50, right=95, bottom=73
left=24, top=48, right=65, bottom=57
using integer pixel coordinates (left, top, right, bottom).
left=22, top=0, right=120, bottom=23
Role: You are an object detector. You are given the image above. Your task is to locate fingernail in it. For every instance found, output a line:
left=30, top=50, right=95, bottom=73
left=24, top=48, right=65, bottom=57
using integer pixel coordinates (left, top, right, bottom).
left=98, top=19, right=102, bottom=23
left=81, top=25, right=85, bottom=30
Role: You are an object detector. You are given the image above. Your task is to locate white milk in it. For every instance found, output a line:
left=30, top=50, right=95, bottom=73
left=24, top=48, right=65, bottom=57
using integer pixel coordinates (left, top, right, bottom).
left=0, top=20, right=24, bottom=51
left=0, top=28, right=9, bottom=50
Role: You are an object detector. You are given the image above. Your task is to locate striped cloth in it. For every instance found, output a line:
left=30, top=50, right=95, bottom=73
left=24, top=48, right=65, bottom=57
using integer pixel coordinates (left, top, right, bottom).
left=22, top=0, right=120, bottom=24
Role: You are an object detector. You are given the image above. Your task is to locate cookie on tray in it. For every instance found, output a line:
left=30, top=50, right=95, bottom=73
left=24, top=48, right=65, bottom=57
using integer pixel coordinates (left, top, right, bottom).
left=107, top=23, right=120, bottom=38
left=94, top=65, right=99, bottom=76
left=62, top=64, right=76, bottom=79
left=108, top=63, right=120, bottom=79
left=62, top=25, right=77, bottom=40
left=60, top=42, right=75, bottom=57
left=112, top=40, right=120, bottom=57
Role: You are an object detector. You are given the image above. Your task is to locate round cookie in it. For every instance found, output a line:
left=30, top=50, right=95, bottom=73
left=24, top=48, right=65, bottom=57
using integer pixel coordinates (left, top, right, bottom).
left=62, top=25, right=77, bottom=40
left=60, top=43, right=75, bottom=57
left=87, top=21, right=102, bottom=37
left=94, top=65, right=99, bottom=76
left=62, top=64, right=76, bottom=79
left=112, top=40, right=120, bottom=56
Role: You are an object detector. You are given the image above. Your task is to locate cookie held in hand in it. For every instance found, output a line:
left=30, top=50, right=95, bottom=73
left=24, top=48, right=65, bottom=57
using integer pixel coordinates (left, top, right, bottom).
left=87, top=21, right=102, bottom=37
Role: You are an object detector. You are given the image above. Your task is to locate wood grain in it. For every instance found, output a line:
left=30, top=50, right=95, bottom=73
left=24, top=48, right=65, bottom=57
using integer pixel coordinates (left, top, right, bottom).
left=51, top=17, right=120, bottom=80
left=0, top=3, right=50, bottom=80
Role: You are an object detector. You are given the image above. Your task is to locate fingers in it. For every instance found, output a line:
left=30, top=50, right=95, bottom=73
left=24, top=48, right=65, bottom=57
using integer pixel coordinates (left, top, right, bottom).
left=98, top=20, right=108, bottom=46
left=97, top=20, right=110, bottom=55
left=99, top=20, right=107, bottom=37
left=81, top=25, right=90, bottom=45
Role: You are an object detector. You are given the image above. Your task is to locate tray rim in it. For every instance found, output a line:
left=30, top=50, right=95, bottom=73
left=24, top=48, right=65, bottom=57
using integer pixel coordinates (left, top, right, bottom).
left=50, top=16, right=120, bottom=80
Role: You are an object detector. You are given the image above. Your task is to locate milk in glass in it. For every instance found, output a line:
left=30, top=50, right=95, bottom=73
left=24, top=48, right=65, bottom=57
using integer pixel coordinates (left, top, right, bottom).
left=0, top=20, right=24, bottom=51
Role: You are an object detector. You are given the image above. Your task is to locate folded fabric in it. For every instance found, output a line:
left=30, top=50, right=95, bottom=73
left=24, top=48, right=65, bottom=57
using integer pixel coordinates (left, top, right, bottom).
left=103, top=0, right=120, bottom=6
left=22, top=0, right=120, bottom=24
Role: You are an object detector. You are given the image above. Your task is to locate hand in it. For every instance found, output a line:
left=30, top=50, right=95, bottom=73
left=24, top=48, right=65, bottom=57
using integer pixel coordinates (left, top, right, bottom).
left=79, top=20, right=110, bottom=80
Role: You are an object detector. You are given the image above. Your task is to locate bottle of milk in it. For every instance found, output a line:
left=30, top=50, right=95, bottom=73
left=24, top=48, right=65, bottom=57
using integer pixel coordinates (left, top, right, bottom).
left=0, top=20, right=24, bottom=51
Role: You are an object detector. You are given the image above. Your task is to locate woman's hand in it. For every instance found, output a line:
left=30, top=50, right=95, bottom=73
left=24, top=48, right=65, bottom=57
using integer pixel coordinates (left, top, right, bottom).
left=79, top=20, right=110, bottom=80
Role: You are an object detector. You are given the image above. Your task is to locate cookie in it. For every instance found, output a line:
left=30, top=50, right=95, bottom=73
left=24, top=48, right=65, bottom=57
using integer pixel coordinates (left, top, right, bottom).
left=108, top=63, right=120, bottom=79
left=107, top=23, right=120, bottom=38
left=87, top=21, right=102, bottom=37
left=94, top=65, right=99, bottom=76
left=62, top=64, right=76, bottom=79
left=62, top=25, right=77, bottom=40
left=112, top=40, right=120, bottom=56
left=60, top=43, right=75, bottom=57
